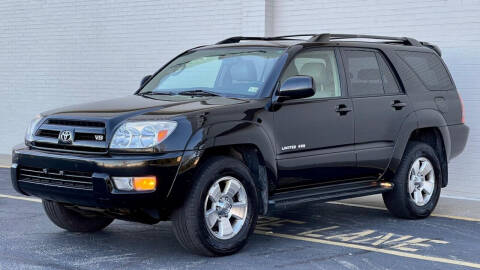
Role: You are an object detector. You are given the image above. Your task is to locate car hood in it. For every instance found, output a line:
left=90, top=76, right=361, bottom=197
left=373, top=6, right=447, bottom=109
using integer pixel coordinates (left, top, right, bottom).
left=41, top=95, right=251, bottom=120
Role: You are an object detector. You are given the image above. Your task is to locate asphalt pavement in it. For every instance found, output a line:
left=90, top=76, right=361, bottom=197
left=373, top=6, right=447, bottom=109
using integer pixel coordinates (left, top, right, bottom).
left=1, top=168, right=480, bottom=270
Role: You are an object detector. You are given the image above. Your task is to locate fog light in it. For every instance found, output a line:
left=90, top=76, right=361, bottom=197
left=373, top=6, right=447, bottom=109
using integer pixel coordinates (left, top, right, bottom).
left=112, top=176, right=157, bottom=191
left=112, top=177, right=134, bottom=191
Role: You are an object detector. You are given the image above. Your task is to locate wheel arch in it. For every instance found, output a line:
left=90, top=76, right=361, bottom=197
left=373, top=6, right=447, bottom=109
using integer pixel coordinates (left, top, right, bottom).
left=167, top=121, right=277, bottom=215
left=386, top=109, right=450, bottom=187
left=199, top=144, right=272, bottom=214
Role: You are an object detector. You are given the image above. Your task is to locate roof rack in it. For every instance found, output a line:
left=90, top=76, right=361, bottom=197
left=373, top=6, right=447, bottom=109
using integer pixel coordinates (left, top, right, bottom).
left=215, top=34, right=316, bottom=44
left=215, top=33, right=441, bottom=56
left=308, top=33, right=421, bottom=46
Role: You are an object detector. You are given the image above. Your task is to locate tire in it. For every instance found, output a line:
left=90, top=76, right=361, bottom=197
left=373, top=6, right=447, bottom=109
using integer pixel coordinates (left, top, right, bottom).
left=382, top=141, right=442, bottom=219
left=43, top=200, right=114, bottom=232
left=172, top=156, right=259, bottom=256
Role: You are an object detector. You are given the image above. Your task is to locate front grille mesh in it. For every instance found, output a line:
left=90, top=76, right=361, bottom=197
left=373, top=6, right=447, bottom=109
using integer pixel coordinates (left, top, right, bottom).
left=75, top=132, right=104, bottom=141
left=37, top=129, right=60, bottom=138
left=18, top=166, right=93, bottom=191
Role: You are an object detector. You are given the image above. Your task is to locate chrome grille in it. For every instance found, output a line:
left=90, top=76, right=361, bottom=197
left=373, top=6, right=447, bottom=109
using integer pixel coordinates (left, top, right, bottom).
left=18, top=166, right=93, bottom=191
left=33, top=118, right=107, bottom=154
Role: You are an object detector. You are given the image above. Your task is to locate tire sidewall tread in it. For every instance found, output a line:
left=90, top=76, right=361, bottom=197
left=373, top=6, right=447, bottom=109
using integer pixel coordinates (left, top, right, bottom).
left=43, top=200, right=114, bottom=232
left=172, top=156, right=258, bottom=256
left=383, top=141, right=442, bottom=219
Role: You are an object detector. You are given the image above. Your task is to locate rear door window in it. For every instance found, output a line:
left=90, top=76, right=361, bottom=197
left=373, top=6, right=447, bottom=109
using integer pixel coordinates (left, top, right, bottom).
left=344, top=50, right=384, bottom=96
left=376, top=53, right=401, bottom=94
left=397, top=51, right=453, bottom=90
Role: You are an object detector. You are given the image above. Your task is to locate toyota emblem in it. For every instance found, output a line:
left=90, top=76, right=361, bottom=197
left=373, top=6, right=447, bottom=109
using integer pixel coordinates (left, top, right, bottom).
left=59, top=130, right=73, bottom=144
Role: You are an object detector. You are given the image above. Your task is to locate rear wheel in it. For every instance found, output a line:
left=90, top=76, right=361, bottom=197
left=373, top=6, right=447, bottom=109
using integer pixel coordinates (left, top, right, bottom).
left=43, top=200, right=114, bottom=232
left=172, top=156, right=258, bottom=256
left=383, top=141, right=442, bottom=219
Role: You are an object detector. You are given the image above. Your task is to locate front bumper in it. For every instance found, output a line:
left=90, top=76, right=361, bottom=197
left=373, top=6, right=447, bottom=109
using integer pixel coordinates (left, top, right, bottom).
left=11, top=146, right=183, bottom=209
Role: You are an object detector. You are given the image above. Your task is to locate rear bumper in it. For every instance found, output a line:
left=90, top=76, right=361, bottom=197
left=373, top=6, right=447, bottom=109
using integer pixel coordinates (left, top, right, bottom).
left=11, top=146, right=183, bottom=209
left=448, top=123, right=469, bottom=160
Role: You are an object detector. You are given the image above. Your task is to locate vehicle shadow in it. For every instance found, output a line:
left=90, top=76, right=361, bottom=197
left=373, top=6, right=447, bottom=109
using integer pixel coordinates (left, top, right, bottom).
left=8, top=200, right=469, bottom=269
left=41, top=201, right=393, bottom=258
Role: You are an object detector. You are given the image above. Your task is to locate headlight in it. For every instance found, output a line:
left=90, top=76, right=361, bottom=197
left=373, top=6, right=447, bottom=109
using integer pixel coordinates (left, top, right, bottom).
left=110, top=121, right=177, bottom=149
left=25, top=115, right=43, bottom=143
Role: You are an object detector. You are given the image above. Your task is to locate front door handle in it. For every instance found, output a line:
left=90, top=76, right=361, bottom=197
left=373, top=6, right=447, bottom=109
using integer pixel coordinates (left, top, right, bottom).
left=335, top=104, right=352, bottom=115
left=391, top=100, right=407, bottom=110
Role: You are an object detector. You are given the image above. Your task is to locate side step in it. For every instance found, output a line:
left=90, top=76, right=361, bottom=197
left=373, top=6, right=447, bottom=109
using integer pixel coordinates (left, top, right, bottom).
left=269, top=179, right=393, bottom=207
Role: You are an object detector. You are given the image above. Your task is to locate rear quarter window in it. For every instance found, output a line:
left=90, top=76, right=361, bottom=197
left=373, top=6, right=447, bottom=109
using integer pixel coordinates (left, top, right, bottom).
left=397, top=51, right=453, bottom=90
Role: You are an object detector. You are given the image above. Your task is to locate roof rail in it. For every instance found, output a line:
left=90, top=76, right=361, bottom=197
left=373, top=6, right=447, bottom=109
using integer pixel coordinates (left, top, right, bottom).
left=309, top=33, right=421, bottom=46
left=215, top=33, right=441, bottom=56
left=216, top=34, right=317, bottom=44
left=216, top=33, right=421, bottom=47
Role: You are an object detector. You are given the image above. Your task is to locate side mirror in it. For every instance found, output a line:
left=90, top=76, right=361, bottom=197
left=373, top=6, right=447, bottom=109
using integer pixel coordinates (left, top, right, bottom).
left=277, top=76, right=315, bottom=100
left=140, top=75, right=152, bottom=87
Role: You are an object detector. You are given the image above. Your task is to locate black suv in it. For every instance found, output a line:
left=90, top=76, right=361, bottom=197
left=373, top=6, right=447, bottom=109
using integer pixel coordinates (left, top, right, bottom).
left=11, top=34, right=468, bottom=256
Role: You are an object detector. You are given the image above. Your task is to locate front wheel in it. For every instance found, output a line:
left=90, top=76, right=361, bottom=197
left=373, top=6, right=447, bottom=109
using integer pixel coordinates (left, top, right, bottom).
left=43, top=200, right=114, bottom=232
left=172, top=156, right=258, bottom=256
left=383, top=141, right=442, bottom=219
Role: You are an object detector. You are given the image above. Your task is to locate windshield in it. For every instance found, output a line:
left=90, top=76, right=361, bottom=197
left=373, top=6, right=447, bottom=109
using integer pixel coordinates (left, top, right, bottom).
left=139, top=47, right=285, bottom=98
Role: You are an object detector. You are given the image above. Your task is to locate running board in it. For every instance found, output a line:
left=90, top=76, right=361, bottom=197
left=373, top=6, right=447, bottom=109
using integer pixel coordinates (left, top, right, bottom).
left=269, top=180, right=393, bottom=208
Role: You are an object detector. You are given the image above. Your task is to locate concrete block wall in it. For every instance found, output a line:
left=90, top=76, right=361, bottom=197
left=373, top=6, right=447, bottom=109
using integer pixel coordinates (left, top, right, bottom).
left=270, top=0, right=480, bottom=197
left=0, top=0, right=268, bottom=153
left=1, top=0, right=479, bottom=195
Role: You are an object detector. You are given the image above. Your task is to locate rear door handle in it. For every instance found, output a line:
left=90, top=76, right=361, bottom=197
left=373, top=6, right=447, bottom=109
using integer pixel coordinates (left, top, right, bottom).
left=335, top=104, right=352, bottom=115
left=391, top=100, right=407, bottom=110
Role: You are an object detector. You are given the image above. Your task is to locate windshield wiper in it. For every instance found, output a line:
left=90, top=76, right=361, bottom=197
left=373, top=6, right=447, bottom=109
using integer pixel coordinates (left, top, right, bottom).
left=178, top=90, right=221, bottom=97
left=138, top=91, right=175, bottom=96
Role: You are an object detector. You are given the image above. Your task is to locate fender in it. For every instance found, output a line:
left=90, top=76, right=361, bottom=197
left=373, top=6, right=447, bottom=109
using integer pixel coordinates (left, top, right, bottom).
left=415, top=109, right=451, bottom=160
left=385, top=108, right=451, bottom=180
left=383, top=111, right=418, bottom=178
left=206, top=121, right=276, bottom=176
left=166, top=120, right=277, bottom=200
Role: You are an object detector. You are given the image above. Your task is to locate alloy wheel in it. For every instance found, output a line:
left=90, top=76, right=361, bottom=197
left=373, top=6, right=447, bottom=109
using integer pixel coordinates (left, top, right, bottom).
left=204, top=176, right=248, bottom=240
left=408, top=157, right=435, bottom=206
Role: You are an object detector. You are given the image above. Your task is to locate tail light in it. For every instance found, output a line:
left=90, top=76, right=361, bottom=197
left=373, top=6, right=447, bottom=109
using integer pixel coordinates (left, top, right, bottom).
left=459, top=94, right=465, bottom=123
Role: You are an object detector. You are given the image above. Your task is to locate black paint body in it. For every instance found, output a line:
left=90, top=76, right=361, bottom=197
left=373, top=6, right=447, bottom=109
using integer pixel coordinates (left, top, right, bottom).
left=11, top=40, right=469, bottom=222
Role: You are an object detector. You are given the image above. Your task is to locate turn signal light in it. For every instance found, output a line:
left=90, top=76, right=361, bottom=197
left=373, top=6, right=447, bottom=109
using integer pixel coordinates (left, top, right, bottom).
left=133, top=176, right=157, bottom=191
left=459, top=94, right=465, bottom=124
left=112, top=176, right=157, bottom=192
left=157, top=130, right=169, bottom=142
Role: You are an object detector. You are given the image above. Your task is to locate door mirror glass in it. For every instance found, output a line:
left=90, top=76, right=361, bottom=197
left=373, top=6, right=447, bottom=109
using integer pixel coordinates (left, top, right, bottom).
left=278, top=76, right=315, bottom=100
left=140, top=75, right=152, bottom=87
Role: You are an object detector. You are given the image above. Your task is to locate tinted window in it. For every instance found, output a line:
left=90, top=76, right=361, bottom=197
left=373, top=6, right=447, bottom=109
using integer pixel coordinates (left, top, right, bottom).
left=280, top=49, right=341, bottom=99
left=397, top=51, right=453, bottom=90
left=376, top=53, right=401, bottom=94
left=140, top=47, right=285, bottom=98
left=344, top=50, right=383, bottom=96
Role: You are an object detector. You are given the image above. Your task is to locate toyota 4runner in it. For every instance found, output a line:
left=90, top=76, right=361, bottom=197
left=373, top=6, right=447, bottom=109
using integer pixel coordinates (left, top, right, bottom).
left=11, top=34, right=469, bottom=256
